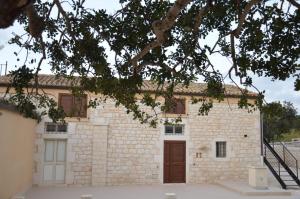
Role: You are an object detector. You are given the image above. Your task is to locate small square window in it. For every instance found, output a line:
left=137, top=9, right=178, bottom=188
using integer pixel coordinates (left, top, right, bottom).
left=57, top=124, right=68, bottom=132
left=46, top=124, right=56, bottom=132
left=175, top=125, right=183, bottom=134
left=165, top=125, right=174, bottom=134
left=164, top=125, right=184, bottom=135
left=216, top=141, right=226, bottom=158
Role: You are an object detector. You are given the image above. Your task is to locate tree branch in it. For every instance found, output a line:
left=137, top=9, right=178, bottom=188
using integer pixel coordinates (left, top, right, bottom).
left=31, top=36, right=46, bottom=94
left=232, top=0, right=262, bottom=37
left=54, top=0, right=76, bottom=40
left=225, top=0, right=263, bottom=88
left=229, top=33, right=238, bottom=76
left=131, top=40, right=161, bottom=71
left=25, top=2, right=44, bottom=38
left=193, top=2, right=212, bottom=33
left=132, top=0, right=192, bottom=73
left=287, top=0, right=300, bottom=9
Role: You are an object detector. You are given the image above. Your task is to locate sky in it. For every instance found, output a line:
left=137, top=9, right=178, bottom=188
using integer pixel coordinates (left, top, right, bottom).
left=0, top=0, right=299, bottom=112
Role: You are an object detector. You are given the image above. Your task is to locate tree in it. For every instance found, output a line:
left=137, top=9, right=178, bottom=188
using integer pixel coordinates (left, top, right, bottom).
left=262, top=101, right=297, bottom=141
left=0, top=0, right=299, bottom=125
left=292, top=115, right=300, bottom=129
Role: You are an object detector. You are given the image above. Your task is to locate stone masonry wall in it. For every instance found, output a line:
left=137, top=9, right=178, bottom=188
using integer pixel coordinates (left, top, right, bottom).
left=33, top=122, right=108, bottom=186
left=188, top=103, right=261, bottom=183
left=32, top=96, right=261, bottom=186
left=92, top=125, right=108, bottom=186
left=90, top=99, right=161, bottom=185
left=71, top=123, right=93, bottom=185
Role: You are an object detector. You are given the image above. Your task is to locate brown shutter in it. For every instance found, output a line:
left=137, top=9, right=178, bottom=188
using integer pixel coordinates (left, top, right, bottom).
left=59, top=94, right=73, bottom=116
left=165, top=98, right=186, bottom=114
left=176, top=99, right=185, bottom=114
left=59, top=94, right=87, bottom=117
left=81, top=95, right=87, bottom=117
left=165, top=97, right=173, bottom=114
left=170, top=101, right=176, bottom=114
left=74, top=95, right=87, bottom=117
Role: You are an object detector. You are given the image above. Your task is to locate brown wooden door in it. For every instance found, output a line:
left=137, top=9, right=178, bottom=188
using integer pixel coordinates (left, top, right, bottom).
left=164, top=141, right=186, bottom=183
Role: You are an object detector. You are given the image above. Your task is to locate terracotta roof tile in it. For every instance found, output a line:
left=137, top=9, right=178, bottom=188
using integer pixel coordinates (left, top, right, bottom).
left=0, top=74, right=257, bottom=97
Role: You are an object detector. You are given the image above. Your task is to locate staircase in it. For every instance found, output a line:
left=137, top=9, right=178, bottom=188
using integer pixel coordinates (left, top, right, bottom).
left=263, top=138, right=300, bottom=189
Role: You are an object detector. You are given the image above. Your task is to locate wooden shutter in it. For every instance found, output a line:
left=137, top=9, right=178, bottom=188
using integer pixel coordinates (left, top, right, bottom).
left=175, top=99, right=185, bottom=114
left=59, top=94, right=73, bottom=116
left=165, top=98, right=185, bottom=114
left=59, top=94, right=87, bottom=117
left=74, top=95, right=87, bottom=117
left=165, top=97, right=173, bottom=114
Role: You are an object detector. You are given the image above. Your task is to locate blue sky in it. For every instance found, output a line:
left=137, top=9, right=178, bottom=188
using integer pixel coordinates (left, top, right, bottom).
left=0, top=1, right=299, bottom=112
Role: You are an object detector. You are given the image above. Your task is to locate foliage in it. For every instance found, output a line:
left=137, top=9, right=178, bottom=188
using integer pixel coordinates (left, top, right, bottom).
left=279, top=129, right=300, bottom=142
left=292, top=115, right=300, bottom=129
left=0, top=0, right=299, bottom=125
left=263, top=101, right=297, bottom=141
left=2, top=65, right=65, bottom=122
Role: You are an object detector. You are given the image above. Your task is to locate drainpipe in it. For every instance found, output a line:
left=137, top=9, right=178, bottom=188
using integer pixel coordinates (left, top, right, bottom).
left=260, top=112, right=264, bottom=165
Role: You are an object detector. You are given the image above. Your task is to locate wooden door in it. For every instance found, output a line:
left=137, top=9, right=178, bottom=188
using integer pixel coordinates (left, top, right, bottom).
left=164, top=141, right=186, bottom=183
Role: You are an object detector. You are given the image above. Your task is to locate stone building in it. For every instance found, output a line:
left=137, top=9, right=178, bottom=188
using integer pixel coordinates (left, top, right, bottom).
left=0, top=75, right=262, bottom=186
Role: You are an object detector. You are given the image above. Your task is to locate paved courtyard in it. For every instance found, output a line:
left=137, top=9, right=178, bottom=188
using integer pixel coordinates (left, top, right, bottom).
left=25, top=184, right=300, bottom=199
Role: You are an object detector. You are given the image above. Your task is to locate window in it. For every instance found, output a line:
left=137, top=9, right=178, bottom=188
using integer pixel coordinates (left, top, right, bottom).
left=165, top=125, right=184, bottom=135
left=165, top=98, right=186, bottom=114
left=45, top=122, right=68, bottom=134
left=59, top=93, right=87, bottom=117
left=46, top=123, right=56, bottom=132
left=216, top=141, right=227, bottom=158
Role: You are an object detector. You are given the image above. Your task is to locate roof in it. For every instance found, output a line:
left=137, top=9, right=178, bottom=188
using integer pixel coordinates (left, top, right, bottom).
left=0, top=74, right=257, bottom=97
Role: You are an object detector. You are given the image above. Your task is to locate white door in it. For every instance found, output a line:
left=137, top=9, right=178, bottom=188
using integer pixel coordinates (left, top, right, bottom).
left=43, top=140, right=66, bottom=184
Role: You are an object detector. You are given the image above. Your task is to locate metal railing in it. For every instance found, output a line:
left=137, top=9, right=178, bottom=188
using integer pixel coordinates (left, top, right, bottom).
left=263, top=138, right=300, bottom=189
left=263, top=140, right=286, bottom=188
left=270, top=141, right=298, bottom=179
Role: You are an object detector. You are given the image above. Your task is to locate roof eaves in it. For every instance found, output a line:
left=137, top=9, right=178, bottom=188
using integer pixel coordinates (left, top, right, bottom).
left=0, top=102, right=19, bottom=113
left=140, top=89, right=257, bottom=99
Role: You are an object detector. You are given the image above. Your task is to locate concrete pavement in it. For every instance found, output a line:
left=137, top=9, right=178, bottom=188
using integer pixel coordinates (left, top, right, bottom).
left=24, top=184, right=300, bottom=199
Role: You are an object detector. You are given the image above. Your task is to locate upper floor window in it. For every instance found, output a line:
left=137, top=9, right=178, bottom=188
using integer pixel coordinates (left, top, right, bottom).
left=165, top=98, right=186, bottom=114
left=58, top=93, right=87, bottom=117
left=216, top=141, right=227, bottom=158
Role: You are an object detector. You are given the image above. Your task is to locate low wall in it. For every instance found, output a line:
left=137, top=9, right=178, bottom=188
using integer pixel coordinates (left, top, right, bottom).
left=0, top=106, right=36, bottom=199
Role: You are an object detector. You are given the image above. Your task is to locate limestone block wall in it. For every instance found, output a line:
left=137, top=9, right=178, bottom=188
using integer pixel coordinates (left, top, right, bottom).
left=188, top=102, right=261, bottom=183
left=32, top=95, right=261, bottom=186
left=70, top=123, right=109, bottom=185
left=88, top=99, right=261, bottom=185
left=90, top=99, right=161, bottom=185
left=92, top=125, right=108, bottom=186
left=71, top=123, right=93, bottom=185
left=33, top=121, right=109, bottom=186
